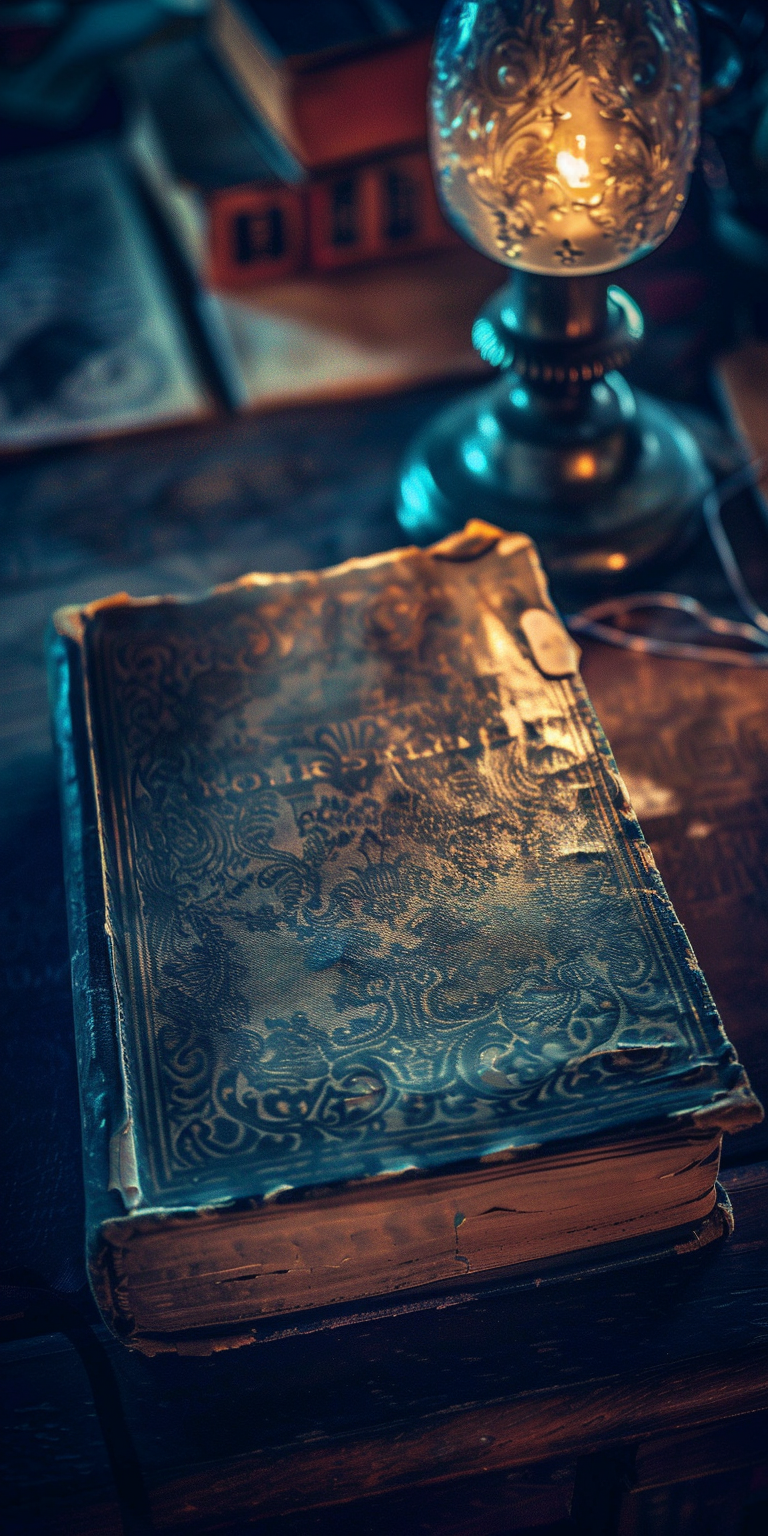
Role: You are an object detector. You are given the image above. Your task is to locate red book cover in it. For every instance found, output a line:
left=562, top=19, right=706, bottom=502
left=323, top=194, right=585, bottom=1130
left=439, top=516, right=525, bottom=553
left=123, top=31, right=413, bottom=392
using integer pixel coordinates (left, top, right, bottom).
left=291, top=34, right=432, bottom=170
left=208, top=182, right=306, bottom=288
left=308, top=149, right=457, bottom=271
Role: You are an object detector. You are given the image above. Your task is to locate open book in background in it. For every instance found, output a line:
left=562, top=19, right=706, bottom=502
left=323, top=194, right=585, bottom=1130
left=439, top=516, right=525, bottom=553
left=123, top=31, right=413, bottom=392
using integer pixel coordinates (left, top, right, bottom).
left=0, top=156, right=498, bottom=454
left=0, top=29, right=501, bottom=455
left=0, top=131, right=496, bottom=452
left=119, top=28, right=504, bottom=419
left=0, top=11, right=725, bottom=453
left=213, top=245, right=496, bottom=405
left=0, top=141, right=212, bottom=453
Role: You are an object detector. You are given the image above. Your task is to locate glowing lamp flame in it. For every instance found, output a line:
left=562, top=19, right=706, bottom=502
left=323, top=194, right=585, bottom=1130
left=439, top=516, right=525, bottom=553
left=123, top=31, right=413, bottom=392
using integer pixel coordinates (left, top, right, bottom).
left=430, top=0, right=701, bottom=274
left=556, top=150, right=591, bottom=189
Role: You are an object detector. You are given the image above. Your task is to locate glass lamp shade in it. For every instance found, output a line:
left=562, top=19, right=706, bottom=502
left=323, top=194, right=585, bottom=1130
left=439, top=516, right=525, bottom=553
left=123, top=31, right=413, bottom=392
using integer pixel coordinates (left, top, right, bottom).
left=430, top=0, right=701, bottom=276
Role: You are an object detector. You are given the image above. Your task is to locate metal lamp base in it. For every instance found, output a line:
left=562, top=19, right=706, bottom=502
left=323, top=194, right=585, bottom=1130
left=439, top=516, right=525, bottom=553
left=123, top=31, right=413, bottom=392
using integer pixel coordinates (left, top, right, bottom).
left=397, top=379, right=711, bottom=588
left=396, top=276, right=712, bottom=592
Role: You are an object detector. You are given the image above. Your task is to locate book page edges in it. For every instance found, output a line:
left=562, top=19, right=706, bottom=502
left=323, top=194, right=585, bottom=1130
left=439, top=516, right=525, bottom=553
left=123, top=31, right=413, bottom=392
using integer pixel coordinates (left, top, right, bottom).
left=101, top=1185, right=736, bottom=1357
left=91, top=1130, right=723, bottom=1351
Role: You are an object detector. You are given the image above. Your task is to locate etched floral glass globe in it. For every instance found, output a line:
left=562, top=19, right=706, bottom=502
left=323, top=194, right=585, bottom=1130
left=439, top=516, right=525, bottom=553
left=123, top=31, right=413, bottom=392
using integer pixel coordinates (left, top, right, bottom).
left=430, top=0, right=701, bottom=275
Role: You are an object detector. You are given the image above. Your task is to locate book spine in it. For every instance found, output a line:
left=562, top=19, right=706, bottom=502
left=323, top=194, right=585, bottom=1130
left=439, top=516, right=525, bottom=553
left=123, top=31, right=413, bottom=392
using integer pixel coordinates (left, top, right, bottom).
left=122, top=110, right=250, bottom=409
left=207, top=146, right=458, bottom=288
left=46, top=633, right=130, bottom=1281
left=207, top=179, right=307, bottom=288
left=308, top=147, right=458, bottom=271
left=210, top=0, right=293, bottom=153
left=290, top=33, right=433, bottom=169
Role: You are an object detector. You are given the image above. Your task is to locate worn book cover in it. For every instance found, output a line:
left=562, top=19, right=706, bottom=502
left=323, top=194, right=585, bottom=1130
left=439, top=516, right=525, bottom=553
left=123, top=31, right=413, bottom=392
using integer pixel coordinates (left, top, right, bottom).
left=49, top=522, right=761, bottom=1352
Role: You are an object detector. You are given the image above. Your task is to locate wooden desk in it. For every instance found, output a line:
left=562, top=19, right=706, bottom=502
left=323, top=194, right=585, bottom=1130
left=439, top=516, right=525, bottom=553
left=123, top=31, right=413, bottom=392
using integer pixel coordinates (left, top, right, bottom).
left=2, top=386, right=767, bottom=1536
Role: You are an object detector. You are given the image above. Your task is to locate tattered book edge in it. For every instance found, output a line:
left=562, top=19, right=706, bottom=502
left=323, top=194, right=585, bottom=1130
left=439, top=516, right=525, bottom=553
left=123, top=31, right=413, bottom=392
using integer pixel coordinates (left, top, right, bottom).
left=672, top=1075, right=763, bottom=1136
left=90, top=1181, right=735, bottom=1357
left=50, top=522, right=543, bottom=642
left=47, top=629, right=138, bottom=1237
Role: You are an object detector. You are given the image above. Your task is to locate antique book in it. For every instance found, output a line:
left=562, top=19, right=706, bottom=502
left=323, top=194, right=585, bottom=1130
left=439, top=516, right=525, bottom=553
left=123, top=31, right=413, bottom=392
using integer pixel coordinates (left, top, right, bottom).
left=49, top=521, right=762, bottom=1354
left=202, top=244, right=492, bottom=410
left=122, top=35, right=308, bottom=289
left=125, top=37, right=458, bottom=291
left=209, top=0, right=436, bottom=169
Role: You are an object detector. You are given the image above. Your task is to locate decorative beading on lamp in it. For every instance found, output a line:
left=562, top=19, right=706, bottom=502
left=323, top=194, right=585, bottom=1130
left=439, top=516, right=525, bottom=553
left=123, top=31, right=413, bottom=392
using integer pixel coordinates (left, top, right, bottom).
left=397, top=0, right=712, bottom=588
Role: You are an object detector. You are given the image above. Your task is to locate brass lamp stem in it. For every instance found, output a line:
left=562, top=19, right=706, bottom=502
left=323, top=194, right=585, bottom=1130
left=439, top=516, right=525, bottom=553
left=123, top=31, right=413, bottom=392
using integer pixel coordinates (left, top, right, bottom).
left=502, top=273, right=610, bottom=343
left=397, top=273, right=711, bottom=592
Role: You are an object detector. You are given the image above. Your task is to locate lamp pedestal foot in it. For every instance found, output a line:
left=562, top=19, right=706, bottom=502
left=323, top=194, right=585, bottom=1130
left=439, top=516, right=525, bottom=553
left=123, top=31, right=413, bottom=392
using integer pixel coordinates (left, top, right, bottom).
left=396, top=275, right=712, bottom=592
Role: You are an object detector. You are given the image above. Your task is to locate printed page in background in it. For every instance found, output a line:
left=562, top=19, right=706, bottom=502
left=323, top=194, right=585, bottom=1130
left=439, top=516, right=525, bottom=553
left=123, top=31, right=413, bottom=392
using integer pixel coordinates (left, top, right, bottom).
left=0, top=143, right=210, bottom=451
left=217, top=247, right=496, bottom=408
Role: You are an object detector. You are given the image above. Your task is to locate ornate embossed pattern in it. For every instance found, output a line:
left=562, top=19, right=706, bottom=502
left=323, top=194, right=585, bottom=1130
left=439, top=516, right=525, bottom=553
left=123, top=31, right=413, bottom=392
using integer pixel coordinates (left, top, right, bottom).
left=85, top=542, right=730, bottom=1203
left=431, top=0, right=700, bottom=274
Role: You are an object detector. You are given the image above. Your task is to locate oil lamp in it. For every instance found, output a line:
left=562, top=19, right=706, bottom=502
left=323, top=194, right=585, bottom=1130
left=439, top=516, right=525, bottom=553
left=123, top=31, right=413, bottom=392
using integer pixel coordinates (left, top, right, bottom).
left=397, top=0, right=712, bottom=586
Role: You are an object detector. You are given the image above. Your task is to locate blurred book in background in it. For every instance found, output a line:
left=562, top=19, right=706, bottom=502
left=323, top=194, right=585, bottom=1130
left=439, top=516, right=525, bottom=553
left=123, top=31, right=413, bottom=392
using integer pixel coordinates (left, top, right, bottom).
left=124, top=30, right=457, bottom=291
left=209, top=0, right=441, bottom=169
left=212, top=246, right=495, bottom=408
left=0, top=4, right=718, bottom=454
left=0, top=26, right=495, bottom=454
left=121, top=31, right=497, bottom=418
left=0, top=3, right=759, bottom=452
left=0, top=140, right=212, bottom=453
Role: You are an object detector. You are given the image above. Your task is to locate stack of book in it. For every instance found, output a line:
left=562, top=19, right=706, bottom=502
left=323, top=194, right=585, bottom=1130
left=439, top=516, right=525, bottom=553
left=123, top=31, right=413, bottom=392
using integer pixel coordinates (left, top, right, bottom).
left=0, top=30, right=496, bottom=454
left=128, top=0, right=454, bottom=290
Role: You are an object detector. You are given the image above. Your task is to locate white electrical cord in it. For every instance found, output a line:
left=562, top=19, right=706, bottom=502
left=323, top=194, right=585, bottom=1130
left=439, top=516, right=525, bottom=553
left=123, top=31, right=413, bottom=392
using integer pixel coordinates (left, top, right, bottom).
left=566, top=458, right=768, bottom=666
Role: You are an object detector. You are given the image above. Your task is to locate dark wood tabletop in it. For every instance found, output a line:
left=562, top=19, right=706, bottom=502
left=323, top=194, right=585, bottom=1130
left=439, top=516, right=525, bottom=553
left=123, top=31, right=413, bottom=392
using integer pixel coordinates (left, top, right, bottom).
left=2, top=381, right=767, bottom=1536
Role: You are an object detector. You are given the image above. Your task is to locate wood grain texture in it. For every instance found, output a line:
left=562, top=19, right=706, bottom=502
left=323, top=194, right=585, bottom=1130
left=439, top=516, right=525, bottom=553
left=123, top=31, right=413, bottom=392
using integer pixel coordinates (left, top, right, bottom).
left=145, top=1350, right=768, bottom=1528
left=5, top=1163, right=767, bottom=1528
